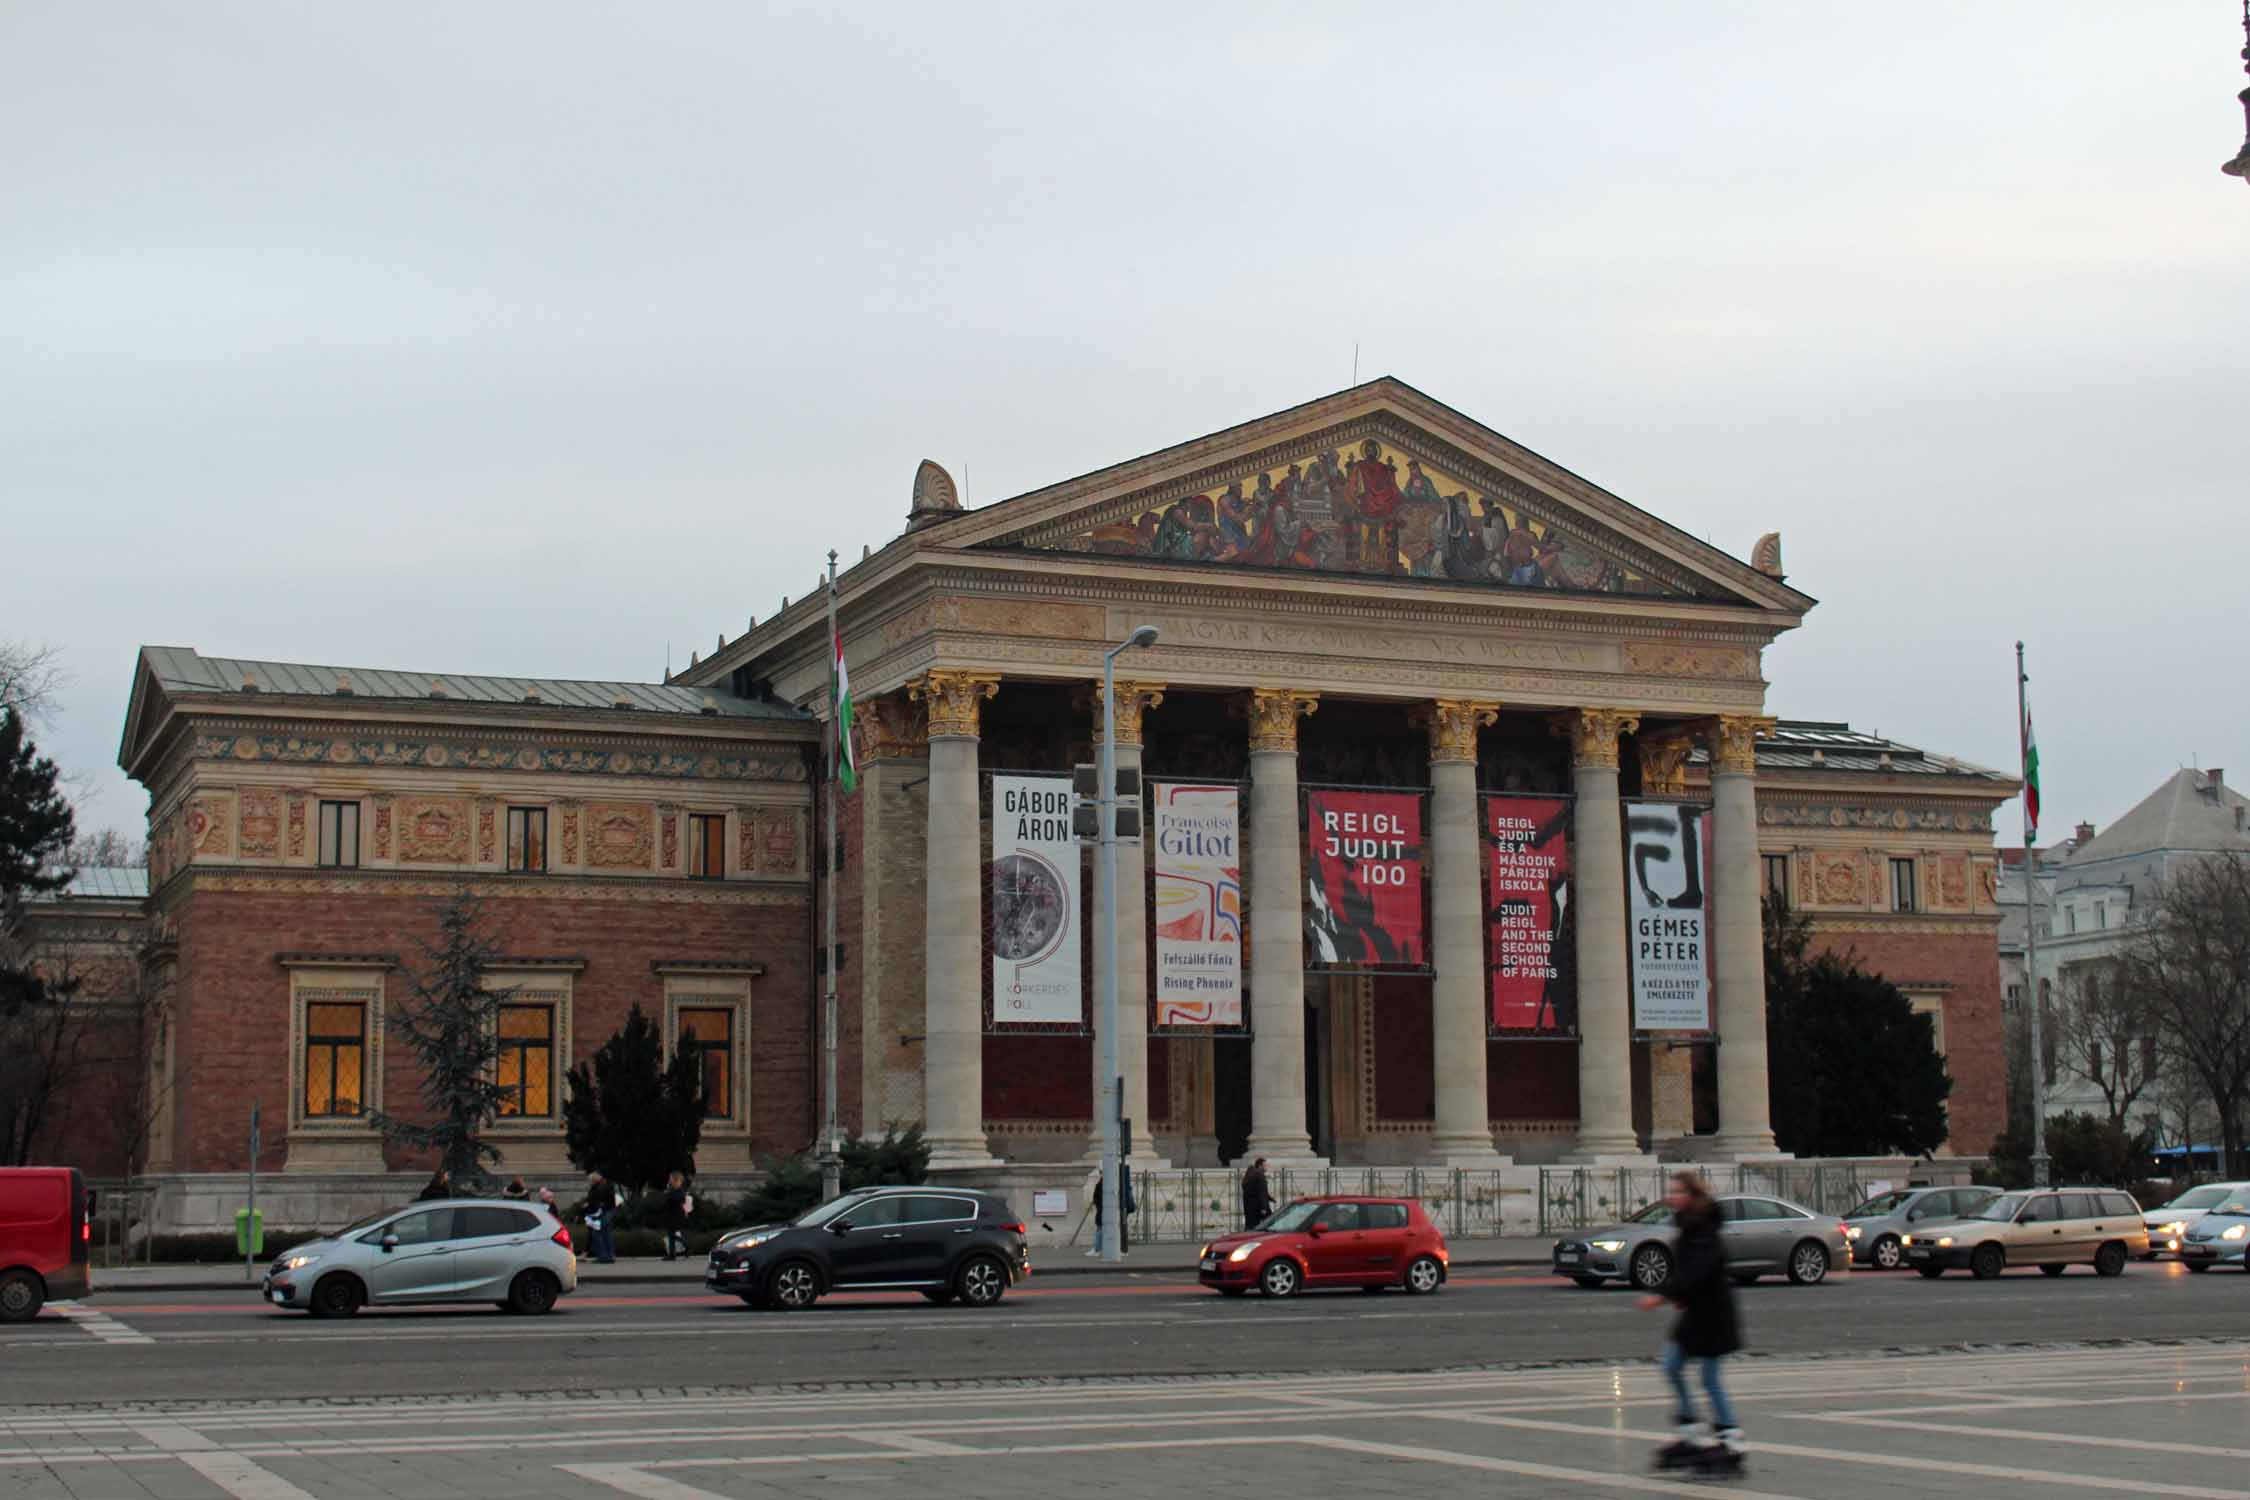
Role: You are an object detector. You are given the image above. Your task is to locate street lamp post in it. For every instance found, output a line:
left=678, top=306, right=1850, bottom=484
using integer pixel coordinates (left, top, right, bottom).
left=1099, top=625, right=1158, bottom=1264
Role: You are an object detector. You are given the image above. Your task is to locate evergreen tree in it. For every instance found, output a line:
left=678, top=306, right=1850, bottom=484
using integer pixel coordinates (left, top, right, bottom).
left=561, top=1002, right=703, bottom=1195
left=0, top=707, right=82, bottom=1161
left=0, top=707, right=74, bottom=914
left=373, top=889, right=514, bottom=1182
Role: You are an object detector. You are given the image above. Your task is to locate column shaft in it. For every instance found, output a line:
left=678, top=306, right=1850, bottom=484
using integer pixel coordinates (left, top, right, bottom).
left=1245, top=746, right=1317, bottom=1160
left=1569, top=730, right=1641, bottom=1158
left=1709, top=744, right=1778, bottom=1155
left=1429, top=756, right=1503, bottom=1162
left=921, top=732, right=992, bottom=1167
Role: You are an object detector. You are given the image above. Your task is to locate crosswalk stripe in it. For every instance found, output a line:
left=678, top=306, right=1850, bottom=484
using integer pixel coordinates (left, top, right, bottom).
left=50, top=1302, right=154, bottom=1346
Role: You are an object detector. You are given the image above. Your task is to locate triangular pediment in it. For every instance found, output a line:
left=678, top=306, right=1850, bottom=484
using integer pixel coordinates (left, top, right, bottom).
left=924, top=380, right=1809, bottom=611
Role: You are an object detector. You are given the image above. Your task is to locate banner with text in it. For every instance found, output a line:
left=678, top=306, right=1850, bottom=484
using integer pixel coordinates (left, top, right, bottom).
left=1152, top=783, right=1243, bottom=1026
left=990, top=775, right=1082, bottom=1025
left=1304, top=789, right=1426, bottom=968
left=1625, top=801, right=1711, bottom=1030
left=1486, top=795, right=1575, bottom=1033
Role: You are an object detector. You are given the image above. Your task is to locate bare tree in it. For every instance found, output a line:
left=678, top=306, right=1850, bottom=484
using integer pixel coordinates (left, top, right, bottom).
left=66, top=830, right=146, bottom=869
left=0, top=641, right=67, bottom=725
left=2115, top=853, right=2250, bottom=1177
left=2049, top=959, right=2161, bottom=1135
left=0, top=961, right=91, bottom=1166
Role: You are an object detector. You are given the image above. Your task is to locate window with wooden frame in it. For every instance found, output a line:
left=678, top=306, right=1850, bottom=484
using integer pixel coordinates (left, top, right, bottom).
left=317, top=801, right=361, bottom=868
left=506, top=807, right=548, bottom=873
left=303, top=1001, right=367, bottom=1117
left=1888, top=857, right=1917, bottom=913
left=495, top=1003, right=555, bottom=1116
left=687, top=814, right=725, bottom=879
left=678, top=1005, right=734, bottom=1118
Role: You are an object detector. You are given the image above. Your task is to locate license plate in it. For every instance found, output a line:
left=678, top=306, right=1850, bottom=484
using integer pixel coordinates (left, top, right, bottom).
left=1557, top=1251, right=1581, bottom=1264
left=1199, top=1257, right=1218, bottom=1271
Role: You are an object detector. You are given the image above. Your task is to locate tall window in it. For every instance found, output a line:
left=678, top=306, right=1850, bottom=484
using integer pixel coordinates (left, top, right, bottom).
left=318, top=801, right=360, bottom=868
left=303, top=1001, right=367, bottom=1116
left=1889, top=858, right=1917, bottom=913
left=1761, top=854, right=1790, bottom=904
left=679, top=1006, right=734, bottom=1118
left=506, top=807, right=548, bottom=873
left=688, top=814, right=725, bottom=879
left=495, top=1003, right=555, bottom=1116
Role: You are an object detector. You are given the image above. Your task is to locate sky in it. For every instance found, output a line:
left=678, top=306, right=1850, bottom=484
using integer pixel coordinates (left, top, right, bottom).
left=4, top=1, right=2244, bottom=842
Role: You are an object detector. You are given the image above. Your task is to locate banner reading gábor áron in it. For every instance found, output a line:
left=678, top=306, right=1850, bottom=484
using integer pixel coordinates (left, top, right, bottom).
left=1151, top=783, right=1242, bottom=1026
left=1303, top=789, right=1425, bottom=968
left=990, top=775, right=1081, bottom=1025
left=1624, top=800, right=1710, bottom=1030
left=1486, top=795, right=1574, bottom=1032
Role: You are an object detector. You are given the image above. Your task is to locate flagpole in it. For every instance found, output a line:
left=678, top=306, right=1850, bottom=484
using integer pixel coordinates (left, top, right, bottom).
left=2017, top=641, right=2050, bottom=1188
left=821, top=550, right=842, bottom=1203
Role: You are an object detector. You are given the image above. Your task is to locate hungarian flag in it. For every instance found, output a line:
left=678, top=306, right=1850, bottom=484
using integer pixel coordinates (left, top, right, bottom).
left=2020, top=698, right=2041, bottom=844
left=831, top=622, right=857, bottom=793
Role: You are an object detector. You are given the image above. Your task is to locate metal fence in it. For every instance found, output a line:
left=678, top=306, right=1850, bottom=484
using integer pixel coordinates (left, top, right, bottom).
left=82, top=1178, right=161, bottom=1267
left=1118, top=1168, right=1527, bottom=1244
left=1532, top=1162, right=1880, bottom=1234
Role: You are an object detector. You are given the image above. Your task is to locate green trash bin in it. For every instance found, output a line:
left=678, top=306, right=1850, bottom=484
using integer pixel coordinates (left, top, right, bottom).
left=234, top=1207, right=264, bottom=1257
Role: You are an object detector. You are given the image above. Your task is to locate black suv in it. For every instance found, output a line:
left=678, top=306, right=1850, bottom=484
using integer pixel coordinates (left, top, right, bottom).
left=706, top=1186, right=1030, bottom=1309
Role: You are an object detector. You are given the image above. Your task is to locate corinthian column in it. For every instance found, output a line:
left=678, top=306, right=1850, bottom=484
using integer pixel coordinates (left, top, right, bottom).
left=1244, top=688, right=1322, bottom=1162
left=1706, top=714, right=1781, bottom=1158
left=911, top=669, right=1001, bottom=1170
left=1558, top=707, right=1643, bottom=1159
left=1423, top=699, right=1508, bottom=1165
left=1087, top=679, right=1167, bottom=1165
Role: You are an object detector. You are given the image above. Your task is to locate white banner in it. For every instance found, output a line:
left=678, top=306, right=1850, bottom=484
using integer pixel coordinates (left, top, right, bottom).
left=1624, top=801, right=1710, bottom=1030
left=991, top=776, right=1081, bottom=1025
left=1151, top=784, right=1243, bottom=1026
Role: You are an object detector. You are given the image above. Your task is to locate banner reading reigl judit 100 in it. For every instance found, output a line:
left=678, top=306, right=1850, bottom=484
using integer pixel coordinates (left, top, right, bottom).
left=1303, top=789, right=1425, bottom=968
left=1151, top=783, right=1242, bottom=1026
left=989, top=775, right=1082, bottom=1025
left=1624, top=801, right=1711, bottom=1031
left=1486, top=795, right=1574, bottom=1032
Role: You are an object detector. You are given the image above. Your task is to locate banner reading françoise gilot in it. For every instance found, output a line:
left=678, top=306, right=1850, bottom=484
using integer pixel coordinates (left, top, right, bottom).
left=1486, top=795, right=1573, bottom=1033
left=1624, top=801, right=1711, bottom=1030
left=1303, top=789, right=1425, bottom=967
left=990, top=775, right=1081, bottom=1025
left=1151, top=783, right=1242, bottom=1026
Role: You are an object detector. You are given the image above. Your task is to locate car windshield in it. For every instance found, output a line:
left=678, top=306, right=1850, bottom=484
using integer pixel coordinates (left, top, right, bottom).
left=1848, top=1191, right=1912, bottom=1218
left=1263, top=1201, right=1330, bottom=1232
left=2165, top=1186, right=2235, bottom=1211
left=1974, top=1193, right=2030, bottom=1221
left=332, top=1207, right=400, bottom=1237
left=793, top=1190, right=880, bottom=1228
left=1627, top=1201, right=1674, bottom=1225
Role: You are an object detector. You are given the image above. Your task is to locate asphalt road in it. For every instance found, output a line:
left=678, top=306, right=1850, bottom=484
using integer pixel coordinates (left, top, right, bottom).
left=5, top=1258, right=2246, bottom=1407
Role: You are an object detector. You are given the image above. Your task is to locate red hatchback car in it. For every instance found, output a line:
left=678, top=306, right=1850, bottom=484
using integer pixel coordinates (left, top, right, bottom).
left=1199, top=1196, right=1448, bottom=1298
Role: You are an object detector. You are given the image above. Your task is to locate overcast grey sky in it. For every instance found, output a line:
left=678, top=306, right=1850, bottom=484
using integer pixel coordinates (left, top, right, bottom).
left=5, top=1, right=2243, bottom=841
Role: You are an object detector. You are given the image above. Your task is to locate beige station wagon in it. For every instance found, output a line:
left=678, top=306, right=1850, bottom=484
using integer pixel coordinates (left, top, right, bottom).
left=1903, top=1187, right=2149, bottom=1279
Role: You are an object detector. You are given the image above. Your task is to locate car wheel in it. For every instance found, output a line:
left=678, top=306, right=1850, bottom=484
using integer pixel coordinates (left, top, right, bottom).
left=921, top=1288, right=957, bottom=1305
left=508, top=1270, right=560, bottom=1315
left=1260, top=1258, right=1301, bottom=1299
left=1629, top=1244, right=1673, bottom=1291
left=2094, top=1242, right=2128, bottom=1278
left=1570, top=1276, right=1605, bottom=1290
left=1403, top=1255, right=1443, bottom=1295
left=956, top=1254, right=1008, bottom=1308
left=0, top=1270, right=43, bottom=1324
left=308, top=1273, right=363, bottom=1319
left=768, top=1260, right=821, bottom=1310
left=1871, top=1234, right=1904, bottom=1271
left=2185, top=1261, right=2210, bottom=1273
left=1915, top=1265, right=1946, bottom=1279
left=1787, top=1241, right=1830, bottom=1286
left=1970, top=1243, right=2006, bottom=1280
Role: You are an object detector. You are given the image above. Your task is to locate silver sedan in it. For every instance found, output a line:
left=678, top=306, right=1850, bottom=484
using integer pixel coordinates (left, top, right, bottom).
left=1553, top=1194, right=1850, bottom=1289
left=261, top=1199, right=579, bottom=1317
left=1843, top=1185, right=2001, bottom=1270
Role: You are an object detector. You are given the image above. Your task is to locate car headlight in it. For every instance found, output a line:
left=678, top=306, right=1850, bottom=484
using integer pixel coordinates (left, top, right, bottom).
left=2223, top=1224, right=2247, bottom=1242
left=2159, top=1221, right=2188, bottom=1237
left=1589, top=1239, right=1626, bottom=1253
left=1198, top=1244, right=1211, bottom=1261
left=723, top=1232, right=773, bottom=1252
left=277, top=1253, right=321, bottom=1272
left=1899, top=1234, right=1912, bottom=1246
left=1845, top=1226, right=1862, bottom=1240
left=1228, top=1240, right=1262, bottom=1263
left=1936, top=1236, right=1954, bottom=1248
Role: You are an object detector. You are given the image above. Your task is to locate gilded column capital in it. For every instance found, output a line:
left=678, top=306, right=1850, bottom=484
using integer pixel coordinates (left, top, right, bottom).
left=1081, top=679, right=1166, bottom=748
left=1706, top=714, right=1777, bottom=776
left=1636, top=730, right=1697, bottom=796
left=1417, top=699, right=1500, bottom=765
left=1245, top=688, right=1319, bottom=754
left=1550, top=707, right=1642, bottom=770
left=909, top=671, right=999, bottom=739
left=853, top=691, right=929, bottom=765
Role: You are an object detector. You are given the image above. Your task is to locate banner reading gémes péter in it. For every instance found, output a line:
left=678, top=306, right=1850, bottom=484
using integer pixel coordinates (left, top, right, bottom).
left=990, top=775, right=1081, bottom=1025
left=1303, top=789, right=1425, bottom=968
left=1625, top=800, right=1711, bottom=1031
left=1486, top=795, right=1574, bottom=1033
left=1151, top=783, right=1242, bottom=1026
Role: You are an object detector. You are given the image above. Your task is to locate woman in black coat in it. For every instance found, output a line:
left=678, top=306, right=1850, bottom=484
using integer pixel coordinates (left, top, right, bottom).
left=1638, top=1172, right=1744, bottom=1471
left=1241, top=1159, right=1273, bottom=1230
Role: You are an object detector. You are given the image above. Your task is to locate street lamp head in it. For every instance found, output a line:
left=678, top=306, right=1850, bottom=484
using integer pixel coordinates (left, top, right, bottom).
left=1126, top=625, right=1160, bottom=650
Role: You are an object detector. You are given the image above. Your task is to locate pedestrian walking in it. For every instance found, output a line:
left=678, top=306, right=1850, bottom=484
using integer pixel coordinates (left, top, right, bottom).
left=1639, top=1171, right=1745, bottom=1476
left=416, top=1168, right=451, bottom=1202
left=1086, top=1162, right=1137, bottom=1257
left=662, top=1171, right=692, bottom=1261
left=1241, top=1157, right=1273, bottom=1230
left=584, top=1171, right=618, bottom=1264
left=501, top=1176, right=529, bottom=1201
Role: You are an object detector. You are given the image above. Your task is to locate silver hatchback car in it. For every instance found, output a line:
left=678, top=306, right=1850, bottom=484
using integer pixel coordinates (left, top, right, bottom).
left=262, top=1199, right=579, bottom=1317
left=1844, top=1185, right=2001, bottom=1270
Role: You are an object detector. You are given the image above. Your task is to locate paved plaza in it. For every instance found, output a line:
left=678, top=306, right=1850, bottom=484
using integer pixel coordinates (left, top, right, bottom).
left=5, top=1341, right=2249, bottom=1499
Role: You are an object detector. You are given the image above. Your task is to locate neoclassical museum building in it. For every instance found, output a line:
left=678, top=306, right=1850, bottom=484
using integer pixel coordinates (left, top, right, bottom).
left=109, top=380, right=2016, bottom=1221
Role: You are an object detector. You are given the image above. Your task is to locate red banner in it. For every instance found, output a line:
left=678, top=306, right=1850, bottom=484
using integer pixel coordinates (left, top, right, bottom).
left=1303, top=789, right=1425, bottom=967
left=1487, top=795, right=1574, bottom=1032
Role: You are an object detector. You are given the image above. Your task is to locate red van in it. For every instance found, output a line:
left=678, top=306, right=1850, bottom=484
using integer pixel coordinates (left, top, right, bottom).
left=0, top=1167, right=92, bottom=1322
